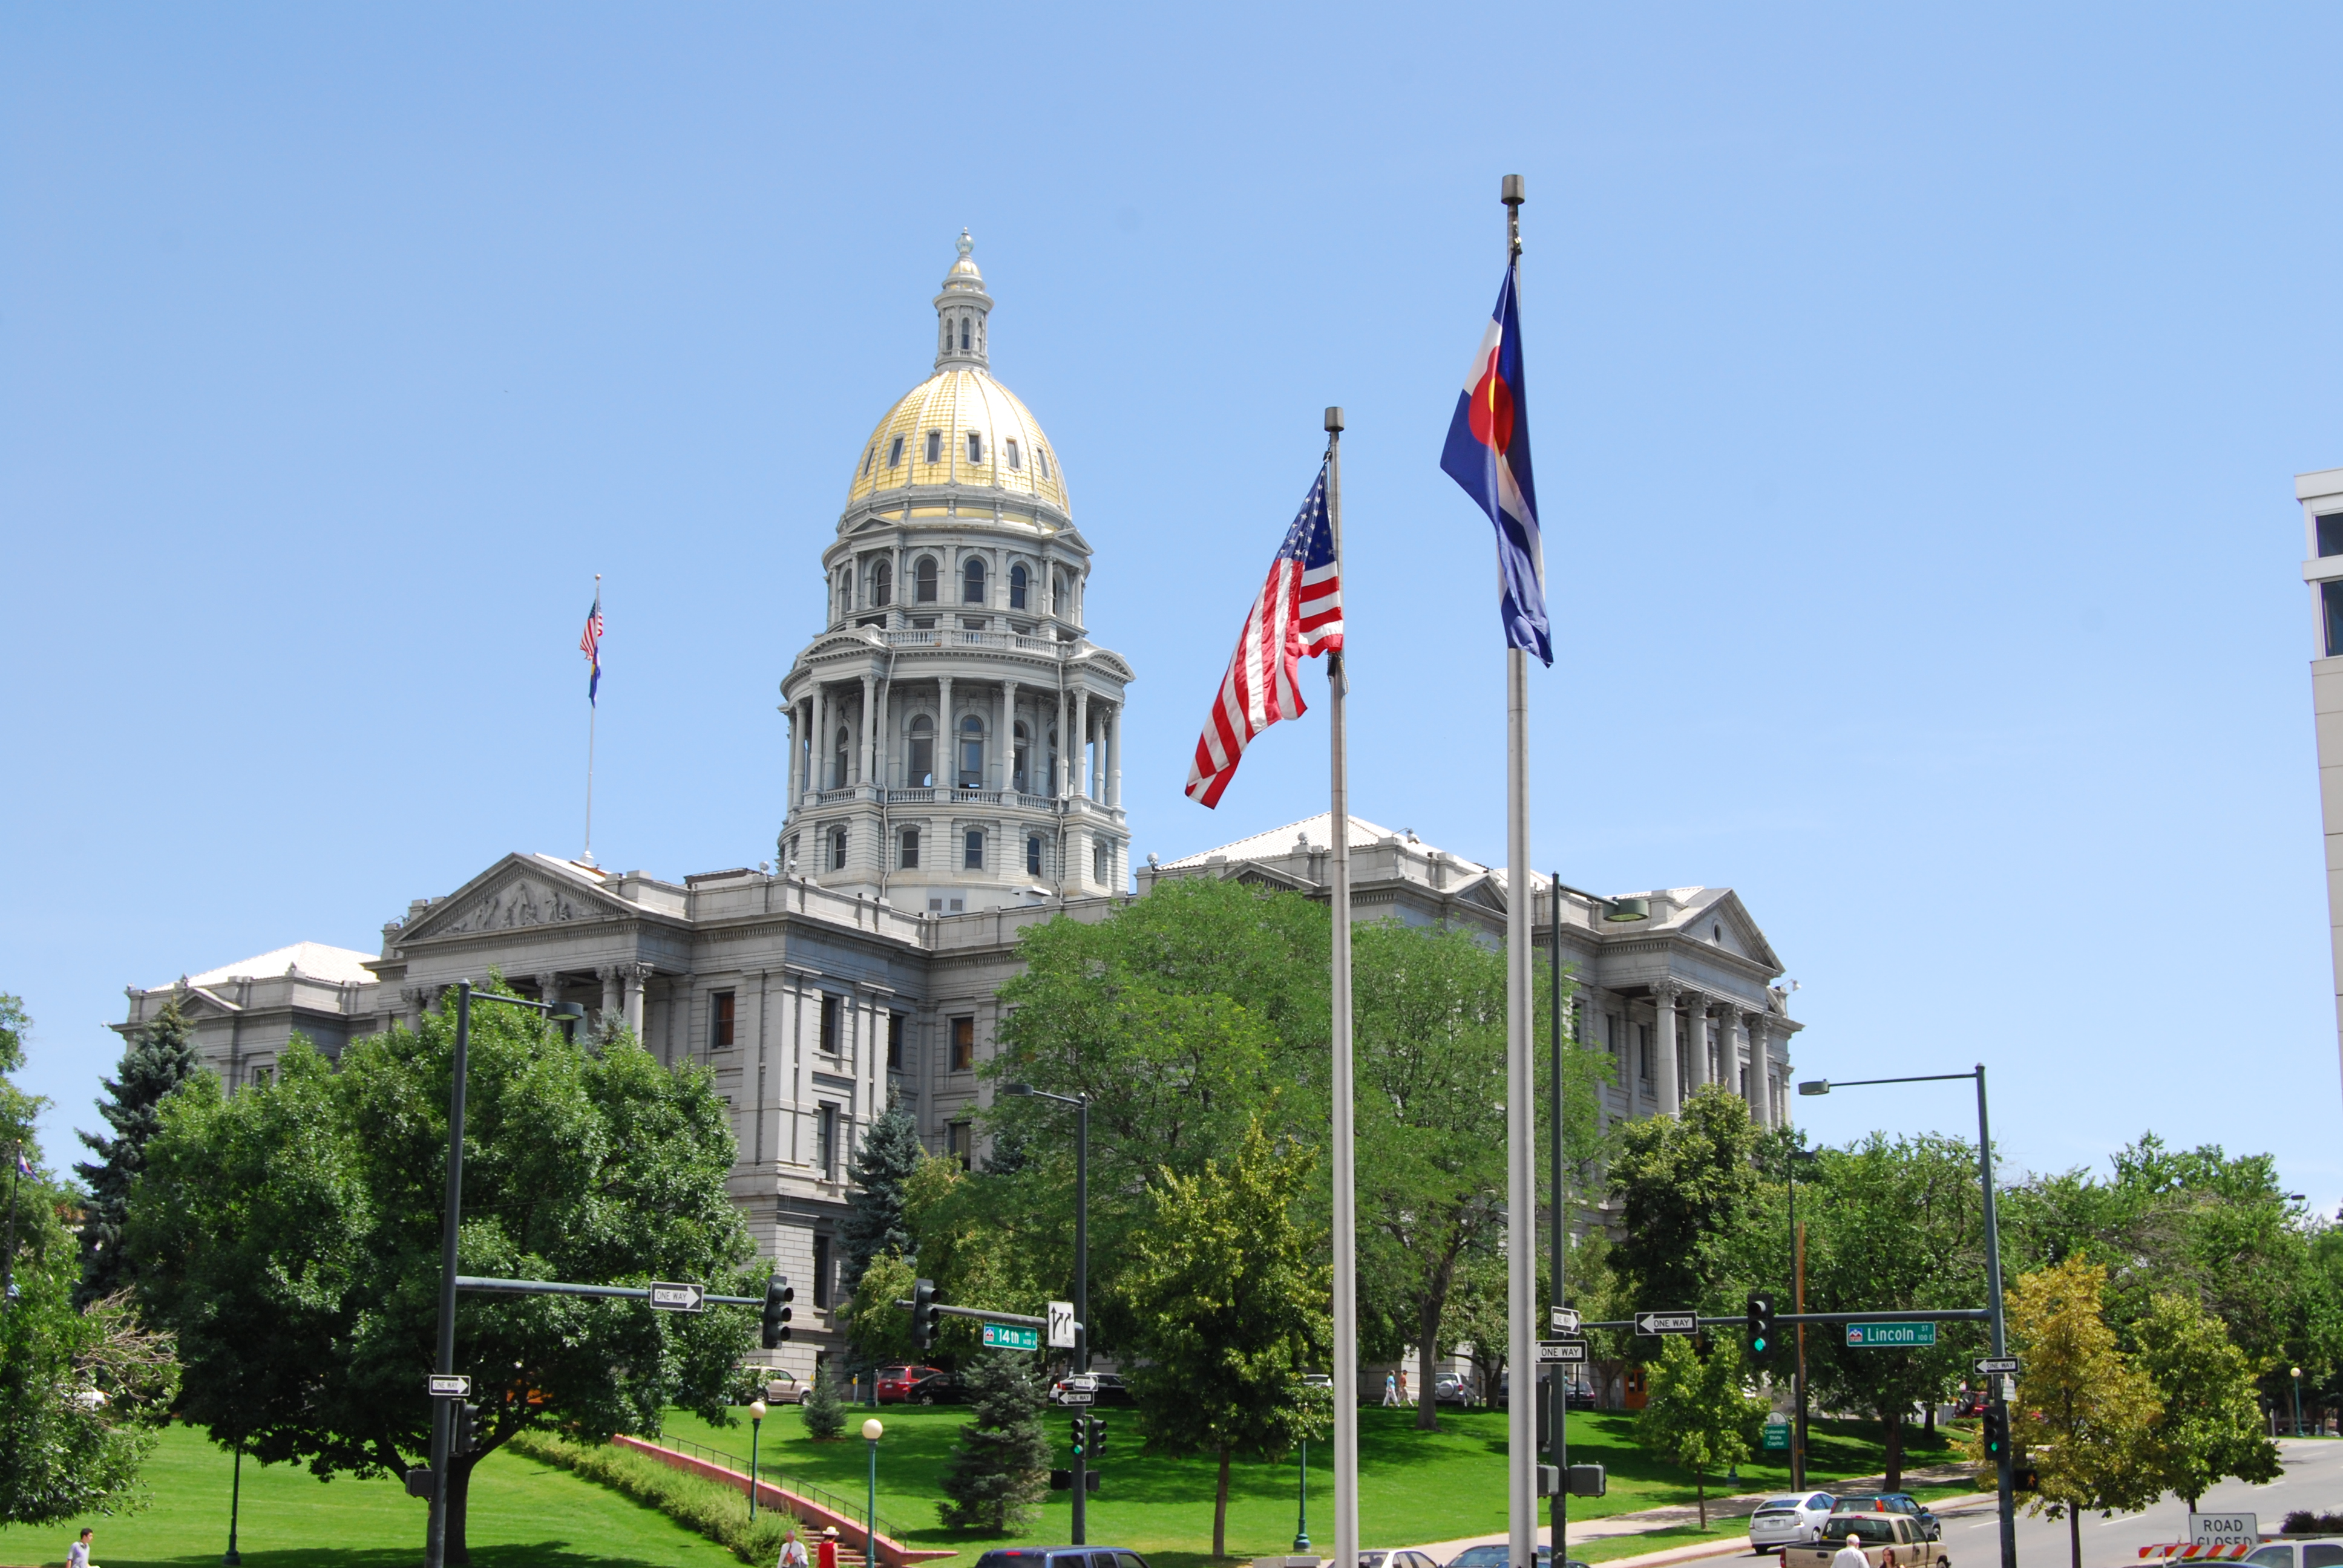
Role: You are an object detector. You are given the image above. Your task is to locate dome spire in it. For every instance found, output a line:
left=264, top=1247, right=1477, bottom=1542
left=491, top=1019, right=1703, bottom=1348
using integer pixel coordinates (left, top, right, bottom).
left=934, top=229, right=993, bottom=371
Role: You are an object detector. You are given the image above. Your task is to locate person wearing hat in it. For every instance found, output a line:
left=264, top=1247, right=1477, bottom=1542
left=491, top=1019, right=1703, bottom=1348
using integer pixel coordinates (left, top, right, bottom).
left=819, top=1524, right=841, bottom=1568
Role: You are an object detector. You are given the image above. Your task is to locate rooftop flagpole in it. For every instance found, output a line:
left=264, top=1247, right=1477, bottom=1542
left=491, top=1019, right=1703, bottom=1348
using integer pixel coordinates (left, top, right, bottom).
left=1323, top=405, right=1359, bottom=1568
left=1499, top=173, right=1539, bottom=1568
left=580, top=575, right=603, bottom=867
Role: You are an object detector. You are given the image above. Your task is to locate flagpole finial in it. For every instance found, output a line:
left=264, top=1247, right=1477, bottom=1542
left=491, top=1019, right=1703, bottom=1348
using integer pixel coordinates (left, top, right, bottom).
left=1324, top=407, right=1343, bottom=434
left=1501, top=174, right=1525, bottom=207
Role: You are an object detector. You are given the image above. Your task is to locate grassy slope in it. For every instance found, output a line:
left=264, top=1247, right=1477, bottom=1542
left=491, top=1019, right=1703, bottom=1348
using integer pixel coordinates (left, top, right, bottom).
left=659, top=1402, right=1963, bottom=1568
left=0, top=1422, right=745, bottom=1568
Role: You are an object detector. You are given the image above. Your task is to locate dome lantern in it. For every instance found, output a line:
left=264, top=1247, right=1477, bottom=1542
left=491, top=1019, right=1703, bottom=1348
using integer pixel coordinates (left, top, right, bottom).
left=934, top=229, right=992, bottom=371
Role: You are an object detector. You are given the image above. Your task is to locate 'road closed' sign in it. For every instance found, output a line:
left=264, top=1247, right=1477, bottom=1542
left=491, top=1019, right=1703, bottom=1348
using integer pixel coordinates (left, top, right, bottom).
left=2190, top=1514, right=2257, bottom=1547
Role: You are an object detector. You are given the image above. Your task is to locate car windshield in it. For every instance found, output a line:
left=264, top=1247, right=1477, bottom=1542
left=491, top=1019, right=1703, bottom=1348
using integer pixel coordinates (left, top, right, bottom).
left=1760, top=1497, right=1803, bottom=1511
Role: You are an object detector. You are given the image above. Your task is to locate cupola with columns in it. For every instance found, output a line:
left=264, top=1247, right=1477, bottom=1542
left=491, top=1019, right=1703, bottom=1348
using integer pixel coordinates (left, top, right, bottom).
left=778, top=234, right=1135, bottom=915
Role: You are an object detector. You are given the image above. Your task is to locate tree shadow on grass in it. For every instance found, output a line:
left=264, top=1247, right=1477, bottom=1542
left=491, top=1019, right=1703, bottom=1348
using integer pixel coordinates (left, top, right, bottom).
left=113, top=1546, right=689, bottom=1568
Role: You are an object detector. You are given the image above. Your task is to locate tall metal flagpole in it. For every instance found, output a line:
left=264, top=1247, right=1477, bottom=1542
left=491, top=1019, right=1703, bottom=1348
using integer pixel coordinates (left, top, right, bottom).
left=583, top=573, right=600, bottom=867
left=1324, top=405, right=1361, bottom=1568
left=1500, top=175, right=1539, bottom=1568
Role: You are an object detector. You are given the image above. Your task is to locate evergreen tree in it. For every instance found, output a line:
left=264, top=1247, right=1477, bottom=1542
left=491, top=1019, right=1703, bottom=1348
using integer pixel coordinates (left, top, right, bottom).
left=799, top=1362, right=848, bottom=1440
left=73, top=998, right=202, bottom=1305
left=842, top=1096, right=923, bottom=1301
left=936, top=1352, right=1051, bottom=1532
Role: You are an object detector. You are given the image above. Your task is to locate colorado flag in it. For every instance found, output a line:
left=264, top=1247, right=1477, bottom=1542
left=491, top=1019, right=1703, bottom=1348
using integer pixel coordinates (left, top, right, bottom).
left=1440, top=261, right=1550, bottom=665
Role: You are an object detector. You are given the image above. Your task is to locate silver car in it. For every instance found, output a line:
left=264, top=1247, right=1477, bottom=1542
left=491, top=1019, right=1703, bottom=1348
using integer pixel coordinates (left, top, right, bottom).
left=1748, top=1493, right=1838, bottom=1549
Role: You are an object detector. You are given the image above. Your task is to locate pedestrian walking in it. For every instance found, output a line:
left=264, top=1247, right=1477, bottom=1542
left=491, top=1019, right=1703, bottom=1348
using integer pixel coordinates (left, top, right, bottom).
left=1398, top=1369, right=1412, bottom=1406
left=67, top=1527, right=96, bottom=1567
left=819, top=1524, right=841, bottom=1568
left=1381, top=1372, right=1398, bottom=1407
left=1831, top=1531, right=1869, bottom=1568
left=778, top=1526, right=810, bottom=1568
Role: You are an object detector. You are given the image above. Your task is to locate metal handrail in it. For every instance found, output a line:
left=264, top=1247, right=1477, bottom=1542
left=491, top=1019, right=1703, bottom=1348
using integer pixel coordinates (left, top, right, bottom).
left=647, top=1432, right=916, bottom=1545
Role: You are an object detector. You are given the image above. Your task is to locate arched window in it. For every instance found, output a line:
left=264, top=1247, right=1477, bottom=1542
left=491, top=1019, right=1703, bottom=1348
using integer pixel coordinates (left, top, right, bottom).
left=962, top=557, right=986, bottom=604
left=871, top=559, right=892, bottom=607
left=966, top=431, right=983, bottom=464
left=926, top=430, right=942, bottom=464
left=963, top=829, right=984, bottom=870
left=829, top=825, right=848, bottom=871
left=1012, top=721, right=1031, bottom=792
left=1009, top=563, right=1028, bottom=610
left=907, top=713, right=934, bottom=788
left=958, top=713, right=985, bottom=789
left=960, top=317, right=971, bottom=352
left=1005, top=439, right=1021, bottom=471
left=833, top=727, right=851, bottom=789
left=888, top=435, right=905, bottom=468
left=914, top=556, right=939, bottom=603
left=1026, top=834, right=1043, bottom=875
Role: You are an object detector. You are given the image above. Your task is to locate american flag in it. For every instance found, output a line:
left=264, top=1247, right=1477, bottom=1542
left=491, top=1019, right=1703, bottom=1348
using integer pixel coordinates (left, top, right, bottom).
left=1184, top=462, right=1344, bottom=808
left=579, top=589, right=604, bottom=705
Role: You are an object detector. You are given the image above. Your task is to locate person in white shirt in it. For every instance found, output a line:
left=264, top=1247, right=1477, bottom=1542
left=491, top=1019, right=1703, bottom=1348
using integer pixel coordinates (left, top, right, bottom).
left=777, top=1526, right=810, bottom=1568
left=67, top=1527, right=96, bottom=1567
left=1831, top=1530, right=1870, bottom=1568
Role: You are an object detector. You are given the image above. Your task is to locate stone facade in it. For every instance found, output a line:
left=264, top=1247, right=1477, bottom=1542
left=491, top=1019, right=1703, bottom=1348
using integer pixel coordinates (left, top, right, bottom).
left=2296, top=465, right=2343, bottom=1102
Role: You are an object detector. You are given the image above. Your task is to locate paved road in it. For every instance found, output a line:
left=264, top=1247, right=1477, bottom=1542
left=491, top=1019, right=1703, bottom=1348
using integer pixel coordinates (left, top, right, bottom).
left=1925, top=1438, right=2342, bottom=1568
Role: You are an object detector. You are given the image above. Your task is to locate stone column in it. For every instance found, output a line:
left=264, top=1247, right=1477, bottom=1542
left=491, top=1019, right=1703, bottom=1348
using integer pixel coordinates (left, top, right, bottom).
left=1745, top=1012, right=1772, bottom=1129
left=1072, top=688, right=1090, bottom=799
left=813, top=688, right=831, bottom=791
left=1652, top=981, right=1680, bottom=1114
left=535, top=972, right=563, bottom=1010
left=598, top=966, right=623, bottom=1030
left=1106, top=702, right=1121, bottom=808
left=938, top=675, right=955, bottom=786
left=1684, top=998, right=1709, bottom=1091
left=992, top=682, right=1006, bottom=789
left=623, top=964, right=650, bottom=1037
left=858, top=674, right=876, bottom=786
left=1054, top=684, right=1068, bottom=795
left=1002, top=680, right=1021, bottom=792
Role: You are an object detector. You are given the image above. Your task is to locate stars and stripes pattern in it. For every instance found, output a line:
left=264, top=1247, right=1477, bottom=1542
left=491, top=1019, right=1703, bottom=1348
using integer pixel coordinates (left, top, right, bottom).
left=578, top=590, right=604, bottom=705
left=1439, top=258, right=1550, bottom=665
left=1184, top=461, right=1344, bottom=808
left=13, top=1146, right=30, bottom=1177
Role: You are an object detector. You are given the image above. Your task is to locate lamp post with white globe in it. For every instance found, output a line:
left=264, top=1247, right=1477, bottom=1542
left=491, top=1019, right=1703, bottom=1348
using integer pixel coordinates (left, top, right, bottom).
left=862, top=1417, right=884, bottom=1568
left=748, top=1399, right=768, bottom=1519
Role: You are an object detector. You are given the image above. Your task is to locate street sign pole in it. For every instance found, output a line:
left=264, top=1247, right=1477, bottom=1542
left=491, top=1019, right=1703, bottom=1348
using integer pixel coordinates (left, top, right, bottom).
left=1978, top=1066, right=2015, bottom=1568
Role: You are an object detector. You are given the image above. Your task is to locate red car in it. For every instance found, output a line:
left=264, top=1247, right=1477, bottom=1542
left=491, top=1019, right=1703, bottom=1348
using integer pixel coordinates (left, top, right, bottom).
left=876, top=1364, right=952, bottom=1403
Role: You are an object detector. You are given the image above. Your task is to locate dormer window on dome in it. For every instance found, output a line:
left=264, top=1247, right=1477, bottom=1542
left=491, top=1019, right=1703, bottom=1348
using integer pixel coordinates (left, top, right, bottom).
left=926, top=431, right=942, bottom=465
left=967, top=432, right=983, bottom=465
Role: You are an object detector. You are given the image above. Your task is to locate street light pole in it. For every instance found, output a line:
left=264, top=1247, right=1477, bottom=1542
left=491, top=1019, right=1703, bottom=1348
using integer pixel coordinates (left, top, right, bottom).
left=863, top=1417, right=884, bottom=1568
left=1294, top=1434, right=1310, bottom=1552
left=749, top=1399, right=767, bottom=1520
left=224, top=1436, right=243, bottom=1566
left=1002, top=1083, right=1090, bottom=1544
left=1797, top=1066, right=2013, bottom=1568
left=2293, top=1367, right=2304, bottom=1437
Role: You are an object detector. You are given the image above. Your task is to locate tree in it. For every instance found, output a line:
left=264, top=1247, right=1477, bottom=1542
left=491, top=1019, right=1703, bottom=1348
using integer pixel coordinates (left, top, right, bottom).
left=73, top=998, right=205, bottom=1305
left=799, top=1362, right=848, bottom=1440
left=0, top=994, right=177, bottom=1526
left=843, top=1097, right=923, bottom=1299
left=936, top=1351, right=1052, bottom=1532
left=1633, top=1336, right=1768, bottom=1527
left=2134, top=1290, right=2280, bottom=1509
left=847, top=1252, right=918, bottom=1368
left=126, top=988, right=756, bottom=1565
left=2003, top=1258, right=2164, bottom=1568
left=1606, top=1085, right=1762, bottom=1323
left=1122, top=1118, right=1331, bottom=1560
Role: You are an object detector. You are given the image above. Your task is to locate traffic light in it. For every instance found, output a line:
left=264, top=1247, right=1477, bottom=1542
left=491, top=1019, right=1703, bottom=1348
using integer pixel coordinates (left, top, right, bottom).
left=1981, top=1405, right=2008, bottom=1462
left=1746, top=1293, right=1777, bottom=1360
left=453, top=1402, right=479, bottom=1456
left=1087, top=1416, right=1107, bottom=1457
left=762, top=1273, right=795, bottom=1349
left=911, top=1278, right=939, bottom=1351
left=1070, top=1417, right=1087, bottom=1458
left=2013, top=1465, right=2039, bottom=1493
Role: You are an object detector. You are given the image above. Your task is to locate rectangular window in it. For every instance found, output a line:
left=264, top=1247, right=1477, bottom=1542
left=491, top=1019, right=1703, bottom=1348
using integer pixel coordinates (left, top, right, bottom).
left=887, top=1013, right=905, bottom=1071
left=967, top=431, right=984, bottom=464
left=925, top=430, right=942, bottom=464
left=887, top=435, right=905, bottom=468
left=812, top=1232, right=833, bottom=1307
left=900, top=828, right=920, bottom=869
left=1005, top=438, right=1021, bottom=470
left=964, top=830, right=984, bottom=870
left=948, top=1121, right=973, bottom=1171
left=820, top=995, right=842, bottom=1054
left=1093, top=843, right=1109, bottom=883
left=2326, top=580, right=2343, bottom=658
left=830, top=828, right=847, bottom=871
left=951, top=1016, right=975, bottom=1072
left=2321, top=512, right=2343, bottom=558
left=710, top=990, right=736, bottom=1052
left=1637, top=1022, right=1653, bottom=1081
left=1027, top=834, right=1043, bottom=875
left=816, top=1105, right=838, bottom=1180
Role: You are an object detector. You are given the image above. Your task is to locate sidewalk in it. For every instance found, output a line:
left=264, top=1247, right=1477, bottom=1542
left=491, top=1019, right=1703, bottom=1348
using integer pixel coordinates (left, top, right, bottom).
left=1400, top=1464, right=1988, bottom=1567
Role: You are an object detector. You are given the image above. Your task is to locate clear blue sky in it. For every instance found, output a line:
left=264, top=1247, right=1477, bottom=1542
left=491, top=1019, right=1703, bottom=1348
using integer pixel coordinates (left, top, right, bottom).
left=6, top=5, right=2338, bottom=1204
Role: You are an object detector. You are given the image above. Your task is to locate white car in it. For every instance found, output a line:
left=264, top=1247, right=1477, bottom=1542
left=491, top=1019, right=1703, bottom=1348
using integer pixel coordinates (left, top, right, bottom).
left=1748, top=1492, right=1840, bottom=1549
left=2243, top=1543, right=2343, bottom=1568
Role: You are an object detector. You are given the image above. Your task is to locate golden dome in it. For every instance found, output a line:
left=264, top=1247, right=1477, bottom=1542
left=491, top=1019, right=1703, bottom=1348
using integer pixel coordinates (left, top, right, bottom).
left=844, top=232, right=1070, bottom=515
left=846, top=369, right=1069, bottom=512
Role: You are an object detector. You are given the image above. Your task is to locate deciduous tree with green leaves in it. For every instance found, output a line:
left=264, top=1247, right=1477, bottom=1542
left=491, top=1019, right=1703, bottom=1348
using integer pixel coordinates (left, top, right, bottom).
left=936, top=1351, right=1052, bottom=1533
left=74, top=996, right=205, bottom=1306
left=1607, top=1084, right=1762, bottom=1323
left=2003, top=1258, right=2164, bottom=1568
left=126, top=988, right=756, bottom=1565
left=1122, top=1117, right=1331, bottom=1561
left=2133, top=1289, right=2279, bottom=1509
left=1633, top=1335, right=1769, bottom=1527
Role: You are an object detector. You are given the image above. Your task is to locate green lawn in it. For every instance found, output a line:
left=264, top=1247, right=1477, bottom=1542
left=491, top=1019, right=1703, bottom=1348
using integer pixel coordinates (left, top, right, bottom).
left=654, top=1401, right=1965, bottom=1568
left=0, top=1421, right=746, bottom=1568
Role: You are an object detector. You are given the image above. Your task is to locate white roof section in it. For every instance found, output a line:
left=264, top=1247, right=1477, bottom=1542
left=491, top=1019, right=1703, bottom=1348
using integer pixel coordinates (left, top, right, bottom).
left=1164, top=812, right=1415, bottom=869
left=176, top=941, right=376, bottom=990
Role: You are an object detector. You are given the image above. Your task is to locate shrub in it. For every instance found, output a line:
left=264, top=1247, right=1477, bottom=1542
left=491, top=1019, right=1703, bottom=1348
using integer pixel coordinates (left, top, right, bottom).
left=508, top=1429, right=795, bottom=1564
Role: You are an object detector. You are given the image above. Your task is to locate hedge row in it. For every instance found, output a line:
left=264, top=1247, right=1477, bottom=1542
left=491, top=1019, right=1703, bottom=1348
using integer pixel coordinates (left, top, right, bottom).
left=508, top=1428, right=799, bottom=1564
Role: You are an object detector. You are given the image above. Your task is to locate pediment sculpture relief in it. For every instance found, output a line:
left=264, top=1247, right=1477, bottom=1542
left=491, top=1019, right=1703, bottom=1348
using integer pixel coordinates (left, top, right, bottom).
left=437, top=878, right=587, bottom=935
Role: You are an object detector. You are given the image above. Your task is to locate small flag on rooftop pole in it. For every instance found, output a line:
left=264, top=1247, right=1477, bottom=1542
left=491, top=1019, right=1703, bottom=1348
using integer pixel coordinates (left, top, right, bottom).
left=1183, top=462, right=1345, bottom=808
left=579, top=587, right=605, bottom=705
left=1440, top=256, right=1550, bottom=665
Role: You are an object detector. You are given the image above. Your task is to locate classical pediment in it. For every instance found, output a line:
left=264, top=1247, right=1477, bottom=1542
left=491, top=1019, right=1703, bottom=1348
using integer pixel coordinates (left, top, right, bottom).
left=401, top=856, right=629, bottom=942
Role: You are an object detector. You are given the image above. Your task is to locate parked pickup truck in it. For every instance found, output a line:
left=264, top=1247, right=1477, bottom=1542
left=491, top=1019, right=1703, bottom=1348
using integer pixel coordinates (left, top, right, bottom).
left=1780, top=1513, right=1949, bottom=1568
